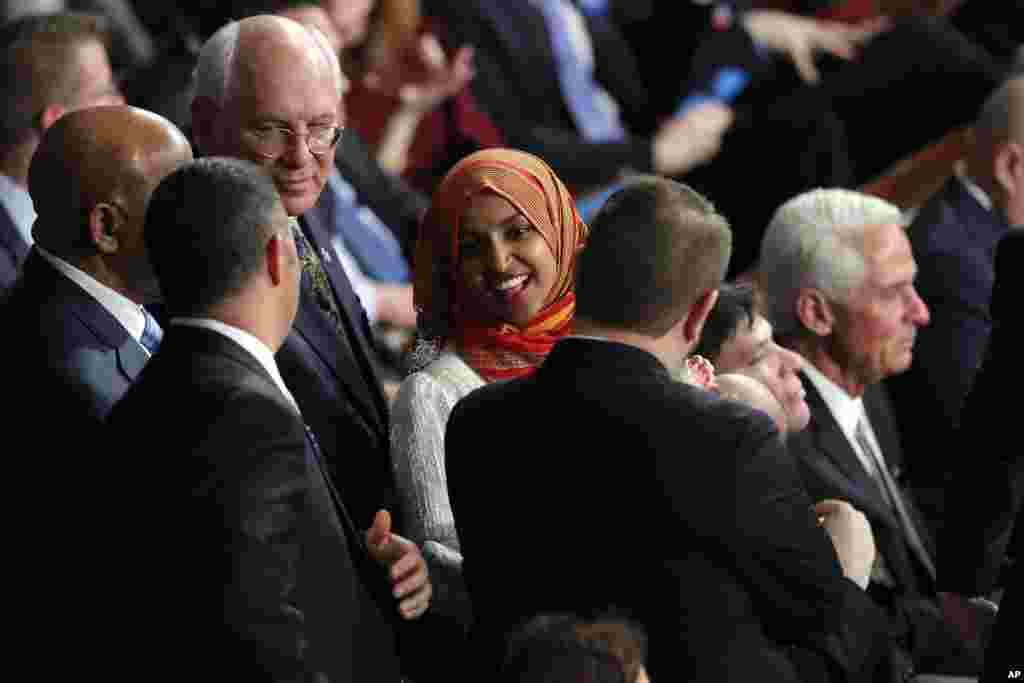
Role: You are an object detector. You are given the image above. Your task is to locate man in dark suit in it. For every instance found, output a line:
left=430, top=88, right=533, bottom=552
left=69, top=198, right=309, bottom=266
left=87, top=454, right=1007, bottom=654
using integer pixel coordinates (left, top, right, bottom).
left=106, top=157, right=430, bottom=681
left=2, top=105, right=191, bottom=428
left=886, top=75, right=1024, bottom=528
left=758, top=188, right=981, bottom=678
left=0, top=12, right=126, bottom=291
left=191, top=14, right=399, bottom=531
left=447, top=177, right=891, bottom=682
left=940, top=230, right=1024, bottom=681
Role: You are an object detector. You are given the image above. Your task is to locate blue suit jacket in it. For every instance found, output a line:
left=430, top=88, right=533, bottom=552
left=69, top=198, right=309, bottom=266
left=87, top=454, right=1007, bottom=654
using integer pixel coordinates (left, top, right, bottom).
left=0, top=205, right=29, bottom=293
left=276, top=198, right=397, bottom=532
left=886, top=177, right=1010, bottom=492
left=3, top=249, right=147, bottom=424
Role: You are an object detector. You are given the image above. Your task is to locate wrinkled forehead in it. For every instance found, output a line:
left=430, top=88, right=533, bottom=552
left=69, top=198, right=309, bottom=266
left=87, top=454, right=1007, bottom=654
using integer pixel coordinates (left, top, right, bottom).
left=858, top=222, right=916, bottom=286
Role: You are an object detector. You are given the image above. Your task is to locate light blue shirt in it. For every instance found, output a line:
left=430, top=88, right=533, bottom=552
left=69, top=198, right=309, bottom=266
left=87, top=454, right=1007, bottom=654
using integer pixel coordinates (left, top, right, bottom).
left=0, top=173, right=36, bottom=247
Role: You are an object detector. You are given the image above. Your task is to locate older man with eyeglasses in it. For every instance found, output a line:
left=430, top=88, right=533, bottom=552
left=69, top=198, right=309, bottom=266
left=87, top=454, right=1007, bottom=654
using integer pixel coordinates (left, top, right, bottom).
left=190, top=14, right=431, bottom=683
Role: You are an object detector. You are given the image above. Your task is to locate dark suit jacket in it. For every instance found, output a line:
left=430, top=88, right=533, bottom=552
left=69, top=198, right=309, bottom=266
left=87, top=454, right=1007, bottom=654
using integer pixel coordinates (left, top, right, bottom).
left=105, top=325, right=403, bottom=682
left=447, top=339, right=892, bottom=682
left=426, top=0, right=663, bottom=192
left=887, top=177, right=1010, bottom=496
left=2, top=249, right=147, bottom=423
left=276, top=206, right=398, bottom=532
left=0, top=204, right=29, bottom=292
left=789, top=378, right=977, bottom=675
left=942, top=231, right=1024, bottom=680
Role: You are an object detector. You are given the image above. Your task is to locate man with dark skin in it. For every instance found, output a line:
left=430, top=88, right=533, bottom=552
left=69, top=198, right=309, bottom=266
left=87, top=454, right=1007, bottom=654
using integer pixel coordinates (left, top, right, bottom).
left=4, top=105, right=191, bottom=673
left=4, top=104, right=192, bottom=424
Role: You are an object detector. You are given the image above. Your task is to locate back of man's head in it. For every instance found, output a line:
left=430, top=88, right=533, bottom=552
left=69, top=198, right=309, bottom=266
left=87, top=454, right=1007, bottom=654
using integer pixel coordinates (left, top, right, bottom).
left=758, top=188, right=903, bottom=339
left=0, top=12, right=113, bottom=146
left=576, top=176, right=731, bottom=337
left=144, top=157, right=283, bottom=316
left=500, top=614, right=647, bottom=683
left=970, top=75, right=1024, bottom=225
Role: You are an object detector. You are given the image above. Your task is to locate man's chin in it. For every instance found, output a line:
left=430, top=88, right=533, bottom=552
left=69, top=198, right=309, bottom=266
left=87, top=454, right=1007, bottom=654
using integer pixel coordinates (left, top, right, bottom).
left=281, top=195, right=319, bottom=217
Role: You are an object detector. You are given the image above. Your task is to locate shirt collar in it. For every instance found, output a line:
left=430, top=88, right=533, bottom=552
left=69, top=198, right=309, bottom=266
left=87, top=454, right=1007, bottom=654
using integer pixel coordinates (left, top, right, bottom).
left=0, top=173, right=36, bottom=247
left=35, top=245, right=146, bottom=344
left=955, top=163, right=994, bottom=212
left=170, top=317, right=299, bottom=414
left=800, top=360, right=864, bottom=443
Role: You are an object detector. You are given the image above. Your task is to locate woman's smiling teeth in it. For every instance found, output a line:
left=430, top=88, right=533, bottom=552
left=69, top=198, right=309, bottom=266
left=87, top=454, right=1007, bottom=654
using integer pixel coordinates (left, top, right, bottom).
left=494, top=274, right=528, bottom=293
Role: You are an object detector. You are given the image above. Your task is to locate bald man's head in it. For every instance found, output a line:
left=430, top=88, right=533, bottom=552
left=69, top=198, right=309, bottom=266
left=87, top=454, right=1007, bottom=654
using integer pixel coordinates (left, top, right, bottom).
left=29, top=105, right=193, bottom=302
left=191, top=15, right=344, bottom=216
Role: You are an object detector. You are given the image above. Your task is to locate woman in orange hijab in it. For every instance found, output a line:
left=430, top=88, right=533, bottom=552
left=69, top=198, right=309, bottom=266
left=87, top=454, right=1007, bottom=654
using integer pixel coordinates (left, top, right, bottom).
left=391, top=148, right=587, bottom=627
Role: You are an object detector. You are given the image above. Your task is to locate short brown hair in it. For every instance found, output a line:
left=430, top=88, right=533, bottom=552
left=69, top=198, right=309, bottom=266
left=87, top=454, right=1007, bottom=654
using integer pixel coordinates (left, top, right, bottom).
left=576, top=176, right=732, bottom=336
left=0, top=12, right=108, bottom=143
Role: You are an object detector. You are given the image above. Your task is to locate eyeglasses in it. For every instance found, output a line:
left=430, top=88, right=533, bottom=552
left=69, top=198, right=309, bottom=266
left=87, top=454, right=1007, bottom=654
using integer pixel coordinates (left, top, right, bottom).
left=244, top=125, right=344, bottom=159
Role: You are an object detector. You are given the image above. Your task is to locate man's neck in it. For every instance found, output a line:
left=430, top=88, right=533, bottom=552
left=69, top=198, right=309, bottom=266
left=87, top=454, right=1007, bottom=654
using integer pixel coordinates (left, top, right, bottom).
left=572, top=318, right=690, bottom=372
left=791, top=336, right=865, bottom=398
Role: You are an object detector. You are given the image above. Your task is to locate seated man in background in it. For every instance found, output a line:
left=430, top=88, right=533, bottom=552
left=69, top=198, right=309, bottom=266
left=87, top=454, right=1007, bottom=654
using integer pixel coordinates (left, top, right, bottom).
left=0, top=11, right=126, bottom=290
left=758, top=187, right=981, bottom=678
left=886, top=75, right=1024, bottom=530
left=3, top=105, right=191, bottom=428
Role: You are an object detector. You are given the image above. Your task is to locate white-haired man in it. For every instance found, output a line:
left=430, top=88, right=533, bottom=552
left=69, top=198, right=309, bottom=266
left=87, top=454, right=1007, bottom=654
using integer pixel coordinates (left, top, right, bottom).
left=758, top=188, right=981, bottom=678
left=190, top=15, right=431, bottom=682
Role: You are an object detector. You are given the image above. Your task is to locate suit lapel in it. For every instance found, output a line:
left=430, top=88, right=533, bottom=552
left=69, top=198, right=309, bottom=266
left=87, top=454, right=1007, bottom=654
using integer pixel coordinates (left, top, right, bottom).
left=295, top=212, right=388, bottom=435
left=801, top=378, right=899, bottom=529
left=33, top=253, right=148, bottom=384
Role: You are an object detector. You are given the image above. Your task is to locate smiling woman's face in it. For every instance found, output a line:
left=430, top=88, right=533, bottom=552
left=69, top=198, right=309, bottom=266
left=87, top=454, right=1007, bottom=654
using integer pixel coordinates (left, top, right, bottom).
left=457, top=192, right=557, bottom=327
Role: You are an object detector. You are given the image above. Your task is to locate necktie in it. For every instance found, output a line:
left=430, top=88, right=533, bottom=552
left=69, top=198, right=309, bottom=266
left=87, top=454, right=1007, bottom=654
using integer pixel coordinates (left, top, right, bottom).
left=292, top=222, right=347, bottom=338
left=531, top=0, right=626, bottom=142
left=854, top=416, right=937, bottom=581
left=140, top=307, right=163, bottom=355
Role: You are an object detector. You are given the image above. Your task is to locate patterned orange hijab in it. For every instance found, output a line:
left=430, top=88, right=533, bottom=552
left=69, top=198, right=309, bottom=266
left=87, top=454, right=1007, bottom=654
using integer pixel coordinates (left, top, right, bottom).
left=413, top=148, right=588, bottom=381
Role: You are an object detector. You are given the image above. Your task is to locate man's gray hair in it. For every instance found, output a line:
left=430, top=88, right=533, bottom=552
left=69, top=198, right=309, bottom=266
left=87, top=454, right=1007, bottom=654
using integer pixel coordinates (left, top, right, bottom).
left=192, top=17, right=343, bottom=109
left=758, top=188, right=904, bottom=337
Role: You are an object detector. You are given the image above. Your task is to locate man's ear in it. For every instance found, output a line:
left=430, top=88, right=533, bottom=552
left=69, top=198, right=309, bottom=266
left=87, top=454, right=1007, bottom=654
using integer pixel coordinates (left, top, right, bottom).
left=994, top=140, right=1023, bottom=202
left=795, top=288, right=834, bottom=337
left=38, top=103, right=66, bottom=132
left=266, top=232, right=285, bottom=286
left=683, top=288, right=719, bottom=346
left=89, top=203, right=121, bottom=254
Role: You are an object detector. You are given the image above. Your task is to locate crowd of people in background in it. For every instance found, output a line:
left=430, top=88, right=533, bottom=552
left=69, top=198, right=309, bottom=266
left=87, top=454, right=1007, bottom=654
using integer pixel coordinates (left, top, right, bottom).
left=1, top=1, right=1021, bottom=682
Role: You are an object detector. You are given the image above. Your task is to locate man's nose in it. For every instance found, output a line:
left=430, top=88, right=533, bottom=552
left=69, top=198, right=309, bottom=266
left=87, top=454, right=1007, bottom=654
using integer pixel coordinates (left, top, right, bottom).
left=908, top=287, right=930, bottom=326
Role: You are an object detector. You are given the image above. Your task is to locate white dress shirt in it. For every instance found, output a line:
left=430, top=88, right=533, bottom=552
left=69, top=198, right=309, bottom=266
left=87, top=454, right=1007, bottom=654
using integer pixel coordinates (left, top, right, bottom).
left=954, top=161, right=994, bottom=212
left=36, top=245, right=147, bottom=349
left=800, top=362, right=889, bottom=479
left=170, top=317, right=299, bottom=414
